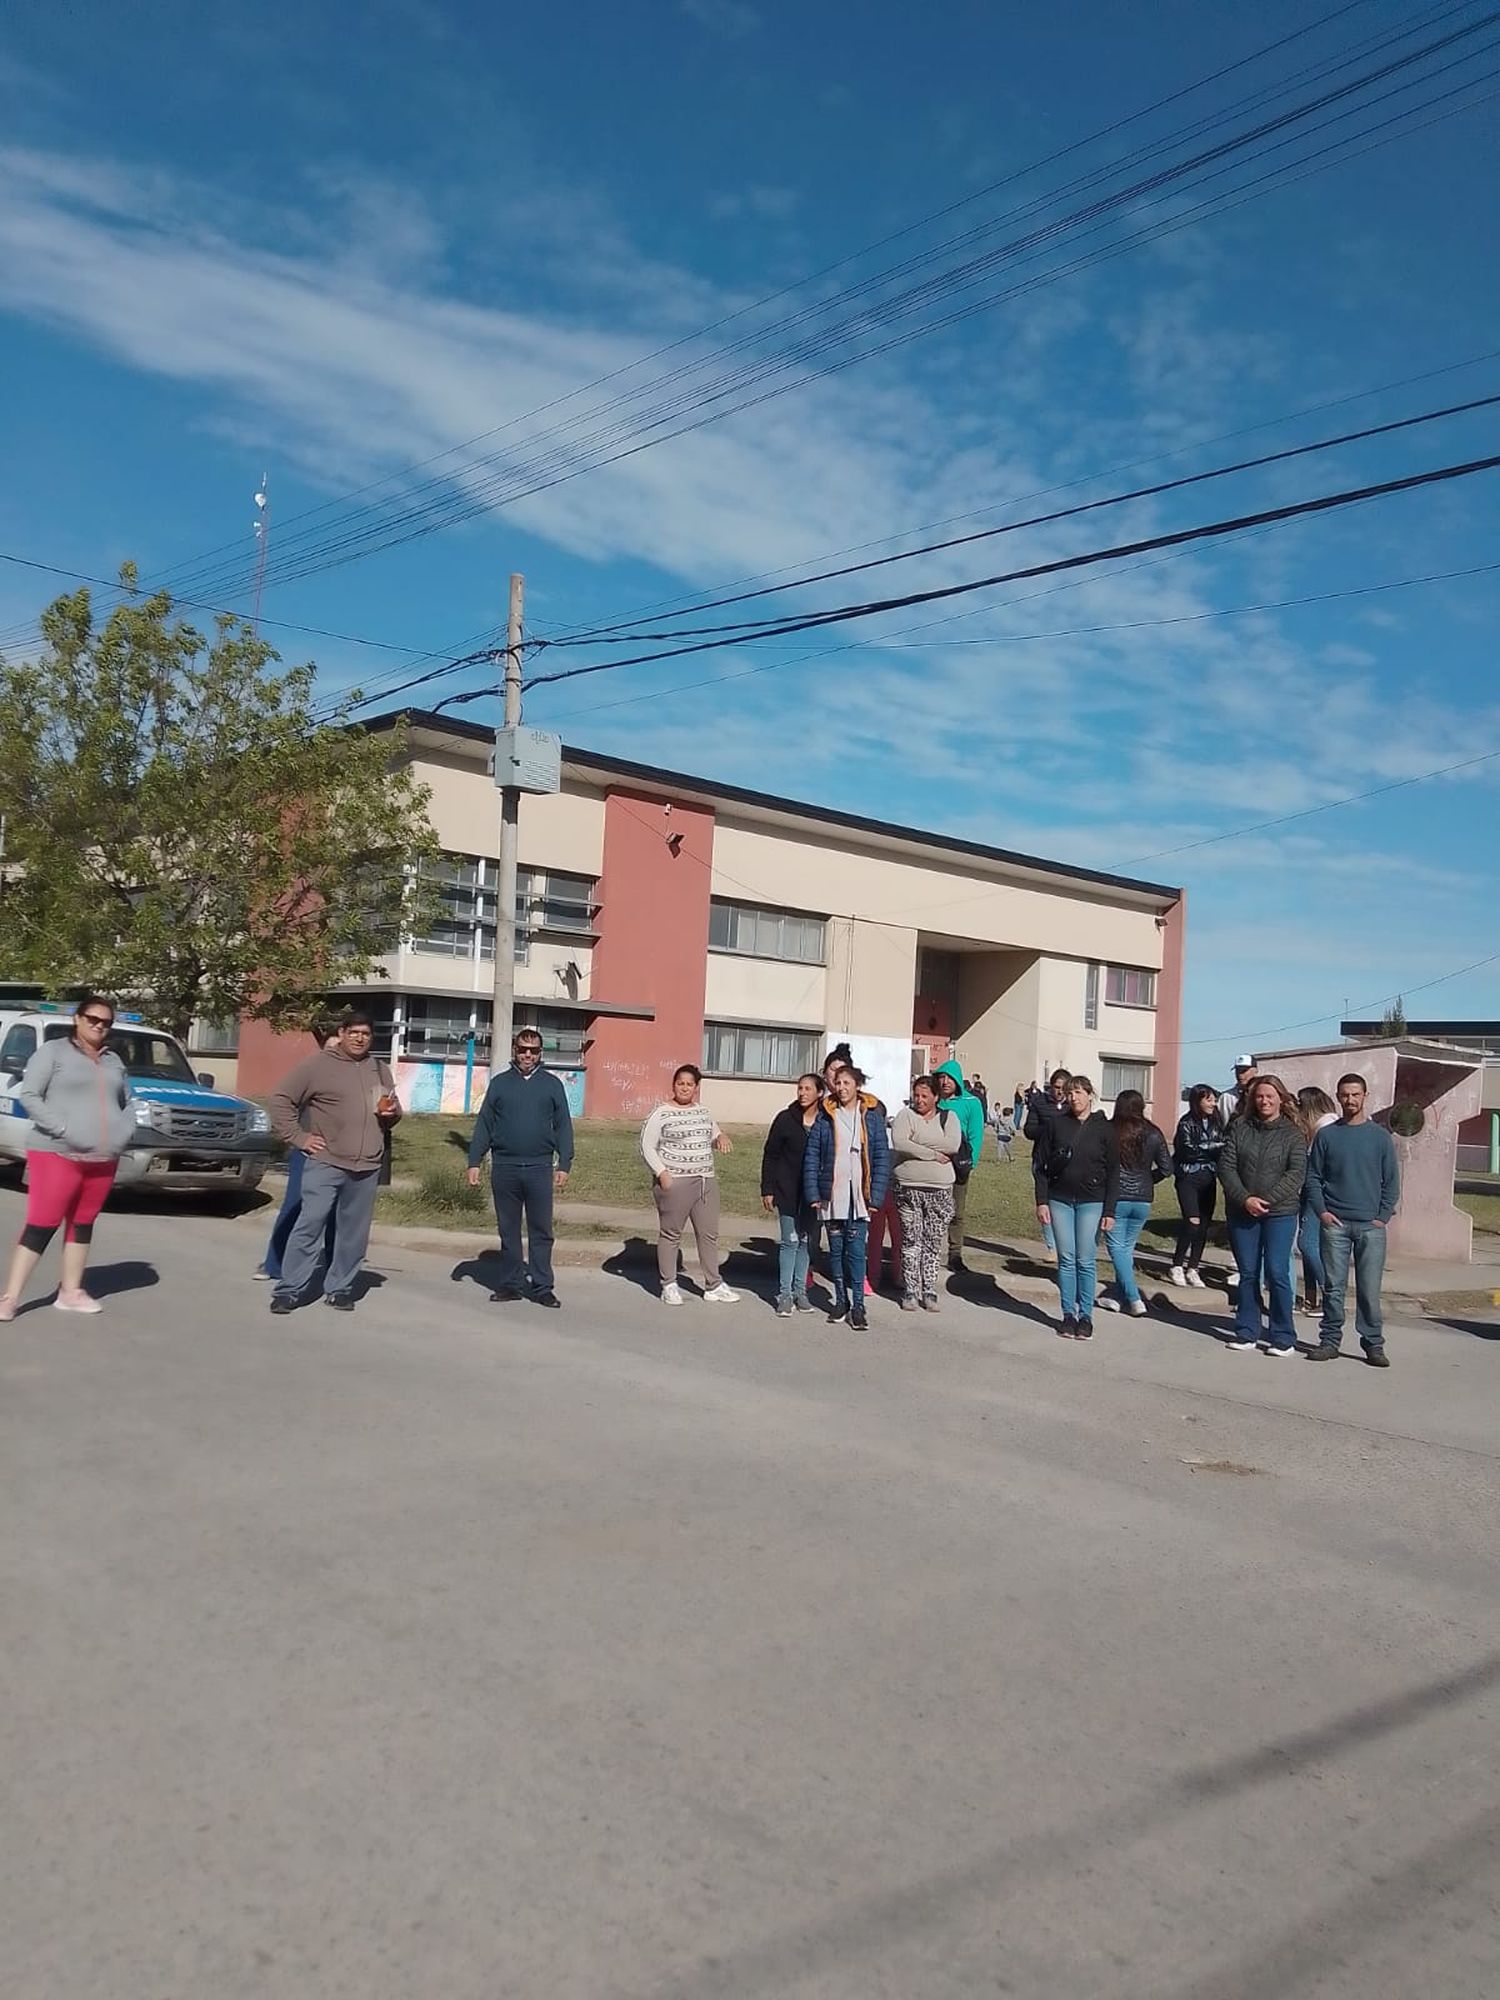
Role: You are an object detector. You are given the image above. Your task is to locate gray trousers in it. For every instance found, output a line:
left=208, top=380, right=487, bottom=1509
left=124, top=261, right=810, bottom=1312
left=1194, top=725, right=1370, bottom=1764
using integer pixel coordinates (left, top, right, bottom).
left=275, top=1159, right=380, bottom=1300
left=652, top=1174, right=721, bottom=1287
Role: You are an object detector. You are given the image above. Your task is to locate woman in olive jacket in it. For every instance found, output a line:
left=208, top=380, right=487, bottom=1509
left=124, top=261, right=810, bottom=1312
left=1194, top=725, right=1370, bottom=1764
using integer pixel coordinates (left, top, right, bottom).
left=1218, top=1074, right=1306, bottom=1356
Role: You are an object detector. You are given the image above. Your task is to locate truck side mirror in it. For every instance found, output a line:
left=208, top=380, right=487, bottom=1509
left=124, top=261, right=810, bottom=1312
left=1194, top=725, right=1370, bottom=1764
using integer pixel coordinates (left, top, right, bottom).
left=198, top=1072, right=216, bottom=1089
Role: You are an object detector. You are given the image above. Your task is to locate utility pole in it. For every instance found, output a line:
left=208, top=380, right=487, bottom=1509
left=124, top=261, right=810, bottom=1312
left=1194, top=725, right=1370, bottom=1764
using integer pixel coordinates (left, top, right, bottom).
left=490, top=572, right=525, bottom=1070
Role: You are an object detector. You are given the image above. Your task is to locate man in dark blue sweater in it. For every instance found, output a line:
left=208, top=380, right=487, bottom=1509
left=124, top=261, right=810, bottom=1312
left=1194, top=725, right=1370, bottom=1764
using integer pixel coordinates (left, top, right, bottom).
left=1304, top=1073, right=1401, bottom=1367
left=466, top=1028, right=576, bottom=1308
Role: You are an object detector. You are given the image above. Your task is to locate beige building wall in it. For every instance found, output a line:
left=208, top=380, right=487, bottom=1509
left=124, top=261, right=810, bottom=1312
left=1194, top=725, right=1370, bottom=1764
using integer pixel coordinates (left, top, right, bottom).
left=703, top=953, right=826, bottom=1028
left=410, top=749, right=606, bottom=874
left=825, top=917, right=919, bottom=1041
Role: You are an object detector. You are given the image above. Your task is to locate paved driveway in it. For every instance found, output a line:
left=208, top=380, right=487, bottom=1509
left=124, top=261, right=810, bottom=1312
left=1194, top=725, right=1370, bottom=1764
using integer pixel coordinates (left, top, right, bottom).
left=4, top=1192, right=1498, bottom=1998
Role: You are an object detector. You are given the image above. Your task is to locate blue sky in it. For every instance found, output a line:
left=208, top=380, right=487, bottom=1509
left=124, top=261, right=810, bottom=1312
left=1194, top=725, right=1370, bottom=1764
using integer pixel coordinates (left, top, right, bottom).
left=2, top=0, right=1498, bottom=1082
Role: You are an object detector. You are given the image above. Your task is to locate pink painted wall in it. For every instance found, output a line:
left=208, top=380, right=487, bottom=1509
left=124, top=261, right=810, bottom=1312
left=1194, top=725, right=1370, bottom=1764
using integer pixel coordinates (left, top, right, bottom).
left=1252, top=1042, right=1481, bottom=1261
left=1152, top=891, right=1186, bottom=1120
left=586, top=790, right=714, bottom=1119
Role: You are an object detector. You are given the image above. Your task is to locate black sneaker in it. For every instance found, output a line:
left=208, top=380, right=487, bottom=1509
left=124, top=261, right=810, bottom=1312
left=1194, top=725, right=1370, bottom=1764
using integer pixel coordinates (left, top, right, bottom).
left=490, top=1287, right=526, bottom=1303
left=827, top=1303, right=849, bottom=1325
left=1075, top=1316, right=1095, bottom=1341
left=1362, top=1343, right=1390, bottom=1368
left=1058, top=1315, right=1078, bottom=1340
left=269, top=1293, right=296, bottom=1316
left=1306, top=1342, right=1341, bottom=1360
left=849, top=1307, right=868, bottom=1331
left=531, top=1290, right=561, bottom=1309
left=324, top=1291, right=354, bottom=1313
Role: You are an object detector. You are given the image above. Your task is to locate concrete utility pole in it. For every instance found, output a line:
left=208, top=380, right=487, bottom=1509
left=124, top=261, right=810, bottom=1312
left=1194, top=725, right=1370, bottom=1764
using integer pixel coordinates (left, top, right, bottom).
left=490, top=572, right=525, bottom=1069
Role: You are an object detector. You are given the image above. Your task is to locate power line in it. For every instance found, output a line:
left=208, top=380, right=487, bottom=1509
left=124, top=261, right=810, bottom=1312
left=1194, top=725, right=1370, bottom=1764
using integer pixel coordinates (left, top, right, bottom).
left=510, top=450, right=1500, bottom=693
left=539, top=392, right=1500, bottom=643
left=137, top=4, right=1498, bottom=608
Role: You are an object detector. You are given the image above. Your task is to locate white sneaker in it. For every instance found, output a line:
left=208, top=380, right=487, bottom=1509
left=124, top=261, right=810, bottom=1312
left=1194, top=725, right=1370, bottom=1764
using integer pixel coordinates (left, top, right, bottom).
left=1185, top=1268, right=1207, bottom=1289
left=1096, top=1296, right=1121, bottom=1313
left=1169, top=1265, right=1187, bottom=1287
left=703, top=1283, right=740, bottom=1304
left=1128, top=1299, right=1148, bottom=1317
left=661, top=1283, right=684, bottom=1307
left=1225, top=1335, right=1257, bottom=1352
left=54, top=1289, right=102, bottom=1314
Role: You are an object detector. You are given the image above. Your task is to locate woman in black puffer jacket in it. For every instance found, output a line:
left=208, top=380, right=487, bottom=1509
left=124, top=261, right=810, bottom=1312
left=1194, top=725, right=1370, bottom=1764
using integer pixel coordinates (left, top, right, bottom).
left=760, top=1074, right=823, bottom=1318
left=1170, top=1084, right=1226, bottom=1289
left=1033, top=1074, right=1119, bottom=1343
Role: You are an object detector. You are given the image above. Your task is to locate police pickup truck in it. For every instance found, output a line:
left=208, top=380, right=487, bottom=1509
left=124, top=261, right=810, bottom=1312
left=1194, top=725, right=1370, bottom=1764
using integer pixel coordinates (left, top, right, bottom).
left=0, top=1004, right=274, bottom=1195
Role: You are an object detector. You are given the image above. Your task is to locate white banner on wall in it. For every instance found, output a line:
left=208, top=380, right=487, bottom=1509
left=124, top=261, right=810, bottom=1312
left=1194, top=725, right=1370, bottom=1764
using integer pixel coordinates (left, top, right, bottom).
left=822, top=1033, right=917, bottom=1118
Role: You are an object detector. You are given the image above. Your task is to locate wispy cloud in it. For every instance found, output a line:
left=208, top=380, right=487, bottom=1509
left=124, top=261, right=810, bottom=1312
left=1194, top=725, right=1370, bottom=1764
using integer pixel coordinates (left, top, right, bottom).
left=679, top=0, right=760, bottom=38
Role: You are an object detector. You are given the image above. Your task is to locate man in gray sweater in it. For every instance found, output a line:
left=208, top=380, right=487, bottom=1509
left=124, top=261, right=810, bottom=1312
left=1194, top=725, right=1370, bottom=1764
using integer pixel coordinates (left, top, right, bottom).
left=1304, top=1073, right=1401, bottom=1367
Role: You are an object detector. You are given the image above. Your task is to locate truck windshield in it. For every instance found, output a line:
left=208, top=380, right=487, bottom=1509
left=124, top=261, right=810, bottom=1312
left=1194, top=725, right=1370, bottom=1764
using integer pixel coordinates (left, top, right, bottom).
left=43, top=1023, right=198, bottom=1084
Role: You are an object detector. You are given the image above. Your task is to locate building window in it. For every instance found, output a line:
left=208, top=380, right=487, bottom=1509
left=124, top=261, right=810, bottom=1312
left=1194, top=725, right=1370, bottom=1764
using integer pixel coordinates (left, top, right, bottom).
left=708, top=899, right=826, bottom=965
left=1106, top=966, right=1157, bottom=1009
left=1101, top=1058, right=1154, bottom=1100
left=704, top=1021, right=820, bottom=1079
left=190, top=1016, right=240, bottom=1055
left=515, top=1006, right=589, bottom=1064
left=414, top=855, right=596, bottom=965
left=1084, top=962, right=1099, bottom=1031
left=402, top=997, right=481, bottom=1062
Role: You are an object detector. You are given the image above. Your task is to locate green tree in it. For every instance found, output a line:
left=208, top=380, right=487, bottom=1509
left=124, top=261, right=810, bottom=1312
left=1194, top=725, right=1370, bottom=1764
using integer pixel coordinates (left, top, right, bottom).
left=0, top=573, right=440, bottom=1040
left=1380, top=996, right=1408, bottom=1037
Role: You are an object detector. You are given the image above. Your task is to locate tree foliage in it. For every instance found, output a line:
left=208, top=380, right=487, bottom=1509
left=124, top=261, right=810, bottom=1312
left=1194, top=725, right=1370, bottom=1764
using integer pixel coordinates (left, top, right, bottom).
left=0, top=574, right=440, bottom=1039
left=1380, top=996, right=1408, bottom=1037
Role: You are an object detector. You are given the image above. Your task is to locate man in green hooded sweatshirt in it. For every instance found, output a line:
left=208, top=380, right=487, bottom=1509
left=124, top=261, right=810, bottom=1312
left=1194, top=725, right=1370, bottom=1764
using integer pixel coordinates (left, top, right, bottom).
left=934, top=1060, right=986, bottom=1271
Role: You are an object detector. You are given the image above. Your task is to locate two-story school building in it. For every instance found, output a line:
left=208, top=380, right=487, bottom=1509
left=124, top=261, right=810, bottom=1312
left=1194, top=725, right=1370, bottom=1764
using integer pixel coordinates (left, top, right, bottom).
left=230, top=710, right=1186, bottom=1122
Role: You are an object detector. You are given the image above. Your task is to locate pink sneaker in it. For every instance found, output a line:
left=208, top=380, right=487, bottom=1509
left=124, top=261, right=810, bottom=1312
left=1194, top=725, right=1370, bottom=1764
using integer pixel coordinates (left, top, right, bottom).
left=54, top=1289, right=102, bottom=1315
left=0, top=1295, right=16, bottom=1322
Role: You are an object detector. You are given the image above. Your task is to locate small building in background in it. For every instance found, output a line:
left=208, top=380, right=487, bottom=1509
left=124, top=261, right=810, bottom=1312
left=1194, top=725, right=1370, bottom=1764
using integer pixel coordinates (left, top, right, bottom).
left=229, top=709, right=1187, bottom=1122
left=1342, top=1019, right=1500, bottom=1174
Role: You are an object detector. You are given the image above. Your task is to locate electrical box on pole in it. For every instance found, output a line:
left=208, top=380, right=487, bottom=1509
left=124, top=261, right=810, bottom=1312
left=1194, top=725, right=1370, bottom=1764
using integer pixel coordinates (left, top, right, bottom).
left=493, top=727, right=561, bottom=795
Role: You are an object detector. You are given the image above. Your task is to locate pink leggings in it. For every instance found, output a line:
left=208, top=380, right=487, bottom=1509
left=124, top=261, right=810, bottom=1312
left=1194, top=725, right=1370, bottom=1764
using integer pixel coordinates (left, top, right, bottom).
left=23, top=1152, right=119, bottom=1245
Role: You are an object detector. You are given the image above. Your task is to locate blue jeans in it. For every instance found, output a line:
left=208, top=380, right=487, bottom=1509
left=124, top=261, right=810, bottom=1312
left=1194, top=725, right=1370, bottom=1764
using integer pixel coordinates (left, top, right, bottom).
left=777, top=1206, right=814, bottom=1300
left=1051, top=1198, right=1103, bottom=1319
left=1106, top=1200, right=1152, bottom=1306
left=1228, top=1210, right=1297, bottom=1348
left=1319, top=1217, right=1388, bottom=1349
left=262, top=1145, right=337, bottom=1280
left=826, top=1216, right=869, bottom=1310
left=1298, top=1200, right=1325, bottom=1296
left=491, top=1159, right=556, bottom=1293
left=1040, top=1216, right=1057, bottom=1255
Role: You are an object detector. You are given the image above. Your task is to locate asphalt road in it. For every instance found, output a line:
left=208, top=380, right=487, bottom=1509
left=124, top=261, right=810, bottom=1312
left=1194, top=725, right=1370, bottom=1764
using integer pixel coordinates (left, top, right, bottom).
left=4, top=1191, right=1499, bottom=2000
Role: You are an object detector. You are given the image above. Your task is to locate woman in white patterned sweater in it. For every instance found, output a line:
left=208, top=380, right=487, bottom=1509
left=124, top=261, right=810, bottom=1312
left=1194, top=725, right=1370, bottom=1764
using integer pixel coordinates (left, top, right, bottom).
left=640, top=1065, right=740, bottom=1307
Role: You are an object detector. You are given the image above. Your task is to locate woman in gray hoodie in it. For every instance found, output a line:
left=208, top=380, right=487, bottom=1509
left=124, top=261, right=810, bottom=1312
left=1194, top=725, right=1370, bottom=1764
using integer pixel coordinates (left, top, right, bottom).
left=0, top=995, right=135, bottom=1319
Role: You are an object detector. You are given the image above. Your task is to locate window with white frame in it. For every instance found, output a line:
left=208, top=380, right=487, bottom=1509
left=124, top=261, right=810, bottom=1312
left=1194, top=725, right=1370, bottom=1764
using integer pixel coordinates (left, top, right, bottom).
left=414, top=854, right=595, bottom=965
left=1101, top=1057, right=1154, bottom=1100
left=190, top=1016, right=240, bottom=1055
left=1084, top=962, right=1100, bottom=1031
left=704, top=1021, right=821, bottom=1079
left=708, top=899, right=826, bottom=965
left=1105, top=965, right=1157, bottom=1009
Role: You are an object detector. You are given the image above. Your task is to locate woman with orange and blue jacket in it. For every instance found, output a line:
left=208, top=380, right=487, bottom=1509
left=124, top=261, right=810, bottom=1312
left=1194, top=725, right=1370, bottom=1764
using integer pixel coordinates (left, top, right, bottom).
left=802, top=1062, right=892, bottom=1331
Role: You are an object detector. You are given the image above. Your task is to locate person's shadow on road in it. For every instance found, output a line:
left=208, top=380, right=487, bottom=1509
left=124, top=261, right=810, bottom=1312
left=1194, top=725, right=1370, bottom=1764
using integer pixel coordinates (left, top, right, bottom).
left=86, top=1259, right=160, bottom=1299
left=449, top=1252, right=505, bottom=1295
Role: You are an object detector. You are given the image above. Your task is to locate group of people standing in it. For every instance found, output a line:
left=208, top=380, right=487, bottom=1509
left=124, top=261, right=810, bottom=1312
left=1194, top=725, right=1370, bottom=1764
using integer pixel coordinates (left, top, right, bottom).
left=1022, top=1055, right=1401, bottom=1362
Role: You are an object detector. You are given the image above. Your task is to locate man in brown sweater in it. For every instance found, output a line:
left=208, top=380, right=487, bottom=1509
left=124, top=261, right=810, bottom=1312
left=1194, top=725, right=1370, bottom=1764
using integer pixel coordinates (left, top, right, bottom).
left=267, top=1008, right=401, bottom=1314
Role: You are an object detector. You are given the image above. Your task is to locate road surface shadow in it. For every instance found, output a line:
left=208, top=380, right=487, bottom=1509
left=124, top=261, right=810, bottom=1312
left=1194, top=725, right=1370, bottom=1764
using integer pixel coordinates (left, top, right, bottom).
left=947, top=1267, right=1056, bottom=1328
left=83, top=1259, right=160, bottom=1299
left=629, top=1650, right=1500, bottom=2000
left=1431, top=1315, right=1500, bottom=1341
left=449, top=1250, right=505, bottom=1294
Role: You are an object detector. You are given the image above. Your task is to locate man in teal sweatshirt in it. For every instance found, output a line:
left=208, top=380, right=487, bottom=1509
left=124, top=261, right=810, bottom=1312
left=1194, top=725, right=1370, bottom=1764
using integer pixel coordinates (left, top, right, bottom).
left=934, top=1060, right=985, bottom=1271
left=1304, top=1072, right=1401, bottom=1367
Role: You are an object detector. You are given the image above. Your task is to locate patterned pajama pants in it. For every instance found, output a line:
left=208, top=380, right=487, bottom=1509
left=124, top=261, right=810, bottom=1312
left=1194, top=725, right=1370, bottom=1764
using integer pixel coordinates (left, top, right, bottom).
left=895, top=1184, right=955, bottom=1302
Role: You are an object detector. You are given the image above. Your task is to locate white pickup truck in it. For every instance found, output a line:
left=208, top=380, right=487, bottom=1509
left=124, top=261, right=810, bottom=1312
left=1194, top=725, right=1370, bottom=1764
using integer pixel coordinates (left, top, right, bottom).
left=0, top=1005, right=274, bottom=1196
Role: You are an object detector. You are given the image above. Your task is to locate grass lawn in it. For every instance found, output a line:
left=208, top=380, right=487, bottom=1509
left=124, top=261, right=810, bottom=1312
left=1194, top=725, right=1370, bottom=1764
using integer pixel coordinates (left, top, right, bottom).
left=383, top=1115, right=1177, bottom=1244
left=383, top=1112, right=1500, bottom=1246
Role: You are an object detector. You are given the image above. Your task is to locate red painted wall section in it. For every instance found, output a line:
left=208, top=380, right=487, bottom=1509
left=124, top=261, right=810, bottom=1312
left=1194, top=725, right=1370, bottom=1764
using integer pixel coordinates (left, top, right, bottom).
left=236, top=1014, right=319, bottom=1099
left=1152, top=890, right=1187, bottom=1117
left=587, top=790, right=714, bottom=1119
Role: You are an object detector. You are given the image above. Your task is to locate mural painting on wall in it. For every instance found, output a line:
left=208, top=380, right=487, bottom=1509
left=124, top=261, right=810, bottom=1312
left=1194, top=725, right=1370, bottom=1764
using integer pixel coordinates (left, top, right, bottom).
left=393, top=1062, right=586, bottom=1117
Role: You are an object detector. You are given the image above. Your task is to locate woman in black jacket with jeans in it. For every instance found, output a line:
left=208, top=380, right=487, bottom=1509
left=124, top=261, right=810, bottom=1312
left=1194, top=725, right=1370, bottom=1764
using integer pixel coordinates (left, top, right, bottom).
left=761, top=1074, right=822, bottom=1318
left=1033, top=1075, right=1119, bottom=1342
